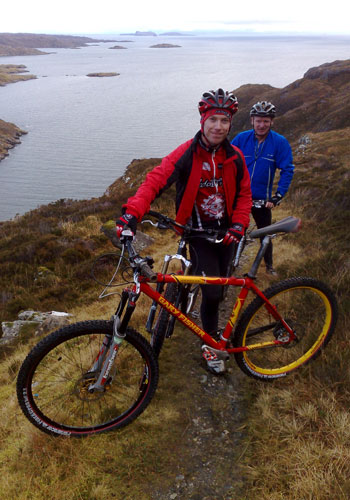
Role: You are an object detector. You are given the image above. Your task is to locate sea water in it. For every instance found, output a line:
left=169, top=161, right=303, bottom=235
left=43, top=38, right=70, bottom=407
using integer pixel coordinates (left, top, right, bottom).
left=0, top=34, right=349, bottom=221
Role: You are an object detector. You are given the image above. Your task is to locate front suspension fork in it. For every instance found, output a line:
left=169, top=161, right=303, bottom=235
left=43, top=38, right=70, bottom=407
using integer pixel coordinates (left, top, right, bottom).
left=88, top=288, right=139, bottom=393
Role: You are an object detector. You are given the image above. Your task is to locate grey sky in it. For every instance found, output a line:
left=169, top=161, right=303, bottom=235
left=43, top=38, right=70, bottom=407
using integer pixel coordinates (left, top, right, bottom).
left=1, top=0, right=349, bottom=35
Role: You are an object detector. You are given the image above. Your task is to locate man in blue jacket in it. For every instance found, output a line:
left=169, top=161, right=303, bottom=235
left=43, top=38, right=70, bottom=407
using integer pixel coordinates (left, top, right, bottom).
left=231, top=101, right=294, bottom=275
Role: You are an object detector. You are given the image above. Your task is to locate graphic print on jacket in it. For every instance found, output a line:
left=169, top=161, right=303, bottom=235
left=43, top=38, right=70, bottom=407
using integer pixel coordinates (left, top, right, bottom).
left=196, top=159, right=226, bottom=222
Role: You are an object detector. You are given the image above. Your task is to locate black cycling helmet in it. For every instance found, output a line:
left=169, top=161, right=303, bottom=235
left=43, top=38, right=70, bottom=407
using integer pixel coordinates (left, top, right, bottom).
left=198, top=88, right=238, bottom=116
left=250, top=101, right=276, bottom=117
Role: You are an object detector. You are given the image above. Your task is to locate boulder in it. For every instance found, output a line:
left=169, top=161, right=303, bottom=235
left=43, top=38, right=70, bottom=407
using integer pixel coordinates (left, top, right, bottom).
left=1, top=310, right=72, bottom=344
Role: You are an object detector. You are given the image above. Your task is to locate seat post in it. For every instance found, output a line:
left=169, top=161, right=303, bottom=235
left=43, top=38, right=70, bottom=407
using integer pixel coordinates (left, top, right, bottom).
left=247, top=235, right=272, bottom=279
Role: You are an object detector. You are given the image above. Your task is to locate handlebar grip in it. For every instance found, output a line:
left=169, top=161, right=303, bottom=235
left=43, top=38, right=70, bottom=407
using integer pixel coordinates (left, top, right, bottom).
left=140, top=263, right=158, bottom=282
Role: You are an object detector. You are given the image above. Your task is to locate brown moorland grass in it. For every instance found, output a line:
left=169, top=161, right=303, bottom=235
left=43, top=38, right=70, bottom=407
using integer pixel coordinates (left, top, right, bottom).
left=1, top=199, right=347, bottom=499
left=1, top=127, right=349, bottom=498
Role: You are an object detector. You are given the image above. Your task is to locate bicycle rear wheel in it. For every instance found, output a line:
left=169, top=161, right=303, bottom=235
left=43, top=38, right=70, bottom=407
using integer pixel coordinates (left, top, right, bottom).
left=233, top=277, right=337, bottom=380
left=151, top=283, right=178, bottom=357
left=17, top=321, right=158, bottom=437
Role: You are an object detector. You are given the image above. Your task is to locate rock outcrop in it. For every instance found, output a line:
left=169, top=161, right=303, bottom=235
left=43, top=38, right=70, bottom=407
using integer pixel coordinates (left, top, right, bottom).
left=1, top=310, right=71, bottom=344
left=0, top=119, right=27, bottom=161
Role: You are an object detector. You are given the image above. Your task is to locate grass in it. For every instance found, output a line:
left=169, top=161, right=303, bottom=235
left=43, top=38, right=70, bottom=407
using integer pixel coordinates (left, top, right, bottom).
left=1, top=131, right=350, bottom=497
left=1, top=327, right=196, bottom=500
left=1, top=201, right=345, bottom=499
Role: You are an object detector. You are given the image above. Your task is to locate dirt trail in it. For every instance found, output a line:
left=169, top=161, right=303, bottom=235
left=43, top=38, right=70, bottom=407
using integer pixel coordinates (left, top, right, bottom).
left=151, top=335, right=249, bottom=500
left=150, top=253, right=257, bottom=500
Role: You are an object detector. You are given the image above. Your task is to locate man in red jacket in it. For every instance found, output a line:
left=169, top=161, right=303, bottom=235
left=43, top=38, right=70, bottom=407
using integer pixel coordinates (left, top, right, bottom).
left=116, top=89, right=252, bottom=374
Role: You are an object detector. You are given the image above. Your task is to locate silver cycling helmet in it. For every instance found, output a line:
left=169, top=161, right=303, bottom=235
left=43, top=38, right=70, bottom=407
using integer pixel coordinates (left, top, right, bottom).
left=198, top=88, right=238, bottom=116
left=250, top=101, right=276, bottom=117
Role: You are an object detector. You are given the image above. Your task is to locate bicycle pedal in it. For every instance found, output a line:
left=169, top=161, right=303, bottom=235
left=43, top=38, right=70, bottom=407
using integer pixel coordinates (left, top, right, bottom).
left=201, top=345, right=229, bottom=361
left=202, top=347, right=226, bottom=374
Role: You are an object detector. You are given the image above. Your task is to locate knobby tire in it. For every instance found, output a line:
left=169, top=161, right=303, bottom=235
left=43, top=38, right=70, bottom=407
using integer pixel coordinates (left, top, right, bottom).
left=16, top=320, right=158, bottom=437
left=233, top=277, right=337, bottom=380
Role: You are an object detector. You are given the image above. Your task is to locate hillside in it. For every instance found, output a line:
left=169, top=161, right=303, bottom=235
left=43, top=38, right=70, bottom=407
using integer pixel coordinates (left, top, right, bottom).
left=229, top=58, right=350, bottom=142
left=0, top=58, right=349, bottom=500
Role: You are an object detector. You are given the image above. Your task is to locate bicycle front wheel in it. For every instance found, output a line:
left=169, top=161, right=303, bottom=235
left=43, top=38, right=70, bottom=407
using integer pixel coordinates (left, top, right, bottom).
left=233, top=277, right=337, bottom=380
left=17, top=321, right=158, bottom=437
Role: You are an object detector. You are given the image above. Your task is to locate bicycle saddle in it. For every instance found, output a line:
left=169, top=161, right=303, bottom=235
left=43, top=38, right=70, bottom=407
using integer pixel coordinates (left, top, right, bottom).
left=250, top=216, right=301, bottom=238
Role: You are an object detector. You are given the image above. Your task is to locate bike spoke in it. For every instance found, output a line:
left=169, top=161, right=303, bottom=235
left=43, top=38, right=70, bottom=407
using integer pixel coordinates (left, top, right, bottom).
left=17, top=322, right=158, bottom=435
left=234, top=278, right=337, bottom=379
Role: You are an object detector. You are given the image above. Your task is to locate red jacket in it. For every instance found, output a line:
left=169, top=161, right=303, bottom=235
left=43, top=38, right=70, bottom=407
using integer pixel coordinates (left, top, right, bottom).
left=124, top=131, right=252, bottom=229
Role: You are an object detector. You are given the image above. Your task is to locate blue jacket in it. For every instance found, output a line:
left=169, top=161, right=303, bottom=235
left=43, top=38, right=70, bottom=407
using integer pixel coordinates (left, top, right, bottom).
left=231, top=129, right=294, bottom=200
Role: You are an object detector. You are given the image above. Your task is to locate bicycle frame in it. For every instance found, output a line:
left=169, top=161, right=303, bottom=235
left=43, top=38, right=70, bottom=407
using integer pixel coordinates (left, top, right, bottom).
left=123, top=272, right=296, bottom=356
left=113, top=215, right=302, bottom=360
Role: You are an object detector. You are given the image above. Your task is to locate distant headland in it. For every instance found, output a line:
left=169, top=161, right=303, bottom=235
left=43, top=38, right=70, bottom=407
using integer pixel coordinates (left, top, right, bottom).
left=0, top=33, right=116, bottom=57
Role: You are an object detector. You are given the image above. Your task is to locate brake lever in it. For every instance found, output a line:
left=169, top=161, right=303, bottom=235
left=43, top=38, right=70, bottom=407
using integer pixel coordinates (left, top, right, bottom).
left=141, top=218, right=170, bottom=230
left=205, top=236, right=224, bottom=244
left=141, top=219, right=157, bottom=227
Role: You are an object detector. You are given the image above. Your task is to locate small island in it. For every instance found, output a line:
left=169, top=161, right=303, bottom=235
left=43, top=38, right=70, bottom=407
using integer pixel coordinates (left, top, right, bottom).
left=150, top=44, right=181, bottom=48
left=109, top=45, right=127, bottom=50
left=86, top=72, right=120, bottom=77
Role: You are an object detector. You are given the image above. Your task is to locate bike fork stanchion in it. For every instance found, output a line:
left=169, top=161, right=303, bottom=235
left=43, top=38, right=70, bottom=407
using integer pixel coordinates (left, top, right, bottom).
left=87, top=316, right=126, bottom=393
left=88, top=291, right=139, bottom=393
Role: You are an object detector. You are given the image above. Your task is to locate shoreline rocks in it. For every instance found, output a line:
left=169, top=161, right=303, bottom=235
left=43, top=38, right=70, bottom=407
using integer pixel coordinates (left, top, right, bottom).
left=0, top=119, right=27, bottom=161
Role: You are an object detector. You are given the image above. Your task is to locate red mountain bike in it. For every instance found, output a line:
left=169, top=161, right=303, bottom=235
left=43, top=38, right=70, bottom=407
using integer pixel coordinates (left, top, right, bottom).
left=16, top=213, right=337, bottom=437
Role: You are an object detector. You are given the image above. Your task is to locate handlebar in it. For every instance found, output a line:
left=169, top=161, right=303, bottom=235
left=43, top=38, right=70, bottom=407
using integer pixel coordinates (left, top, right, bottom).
left=142, top=210, right=225, bottom=243
left=252, top=199, right=267, bottom=209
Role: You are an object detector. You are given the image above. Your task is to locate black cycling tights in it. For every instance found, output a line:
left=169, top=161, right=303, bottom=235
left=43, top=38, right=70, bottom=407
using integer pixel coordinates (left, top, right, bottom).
left=189, top=238, right=235, bottom=334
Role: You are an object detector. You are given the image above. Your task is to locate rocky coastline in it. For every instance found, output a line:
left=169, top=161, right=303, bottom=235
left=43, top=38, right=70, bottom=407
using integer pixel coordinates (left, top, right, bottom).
left=0, top=119, right=27, bottom=161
